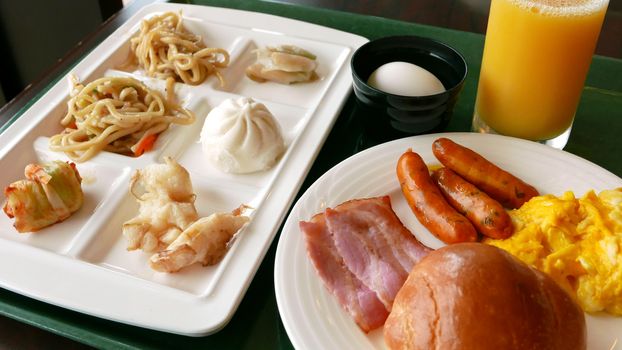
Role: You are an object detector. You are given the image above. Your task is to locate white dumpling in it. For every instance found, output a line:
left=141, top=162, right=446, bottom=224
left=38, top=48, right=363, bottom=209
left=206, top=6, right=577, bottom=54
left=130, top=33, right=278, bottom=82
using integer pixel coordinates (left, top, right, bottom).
left=200, top=97, right=286, bottom=174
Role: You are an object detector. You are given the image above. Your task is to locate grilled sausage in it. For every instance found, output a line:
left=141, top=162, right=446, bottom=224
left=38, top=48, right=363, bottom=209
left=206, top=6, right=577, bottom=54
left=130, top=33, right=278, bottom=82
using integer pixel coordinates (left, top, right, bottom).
left=396, top=149, right=477, bottom=244
left=432, top=167, right=513, bottom=239
left=432, top=138, right=539, bottom=209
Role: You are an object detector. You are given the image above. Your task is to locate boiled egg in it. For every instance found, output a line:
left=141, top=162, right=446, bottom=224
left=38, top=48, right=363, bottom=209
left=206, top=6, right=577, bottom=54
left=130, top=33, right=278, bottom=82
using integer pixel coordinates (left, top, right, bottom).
left=367, top=61, right=445, bottom=96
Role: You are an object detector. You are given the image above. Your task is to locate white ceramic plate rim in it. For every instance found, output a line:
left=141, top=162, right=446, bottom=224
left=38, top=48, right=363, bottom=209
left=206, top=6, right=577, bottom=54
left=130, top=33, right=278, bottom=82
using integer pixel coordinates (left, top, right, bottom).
left=274, top=132, right=622, bottom=350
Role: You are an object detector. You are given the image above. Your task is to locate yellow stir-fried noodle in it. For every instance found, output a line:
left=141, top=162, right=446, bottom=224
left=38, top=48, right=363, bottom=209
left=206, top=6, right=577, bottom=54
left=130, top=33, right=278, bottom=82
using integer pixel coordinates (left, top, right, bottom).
left=49, top=76, right=195, bottom=162
left=130, top=11, right=230, bottom=86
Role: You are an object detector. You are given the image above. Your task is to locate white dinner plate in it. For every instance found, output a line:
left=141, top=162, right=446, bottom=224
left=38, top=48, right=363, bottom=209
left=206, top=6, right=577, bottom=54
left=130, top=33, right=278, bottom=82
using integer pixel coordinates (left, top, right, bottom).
left=0, top=3, right=367, bottom=336
left=274, top=132, right=622, bottom=350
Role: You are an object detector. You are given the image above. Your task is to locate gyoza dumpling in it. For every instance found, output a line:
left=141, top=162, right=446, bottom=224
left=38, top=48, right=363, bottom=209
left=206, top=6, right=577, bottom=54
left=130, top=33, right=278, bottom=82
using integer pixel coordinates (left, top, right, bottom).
left=246, top=45, right=318, bottom=84
left=200, top=97, right=286, bottom=174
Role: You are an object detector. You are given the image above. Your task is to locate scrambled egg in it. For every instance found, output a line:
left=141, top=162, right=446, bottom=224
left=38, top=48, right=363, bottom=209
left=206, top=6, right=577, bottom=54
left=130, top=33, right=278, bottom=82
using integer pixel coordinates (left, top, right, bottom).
left=485, top=188, right=622, bottom=315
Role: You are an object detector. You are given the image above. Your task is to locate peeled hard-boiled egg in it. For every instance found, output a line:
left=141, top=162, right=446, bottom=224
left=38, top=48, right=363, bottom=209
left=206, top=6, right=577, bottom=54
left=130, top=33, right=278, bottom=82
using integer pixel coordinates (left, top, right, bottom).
left=367, top=61, right=445, bottom=96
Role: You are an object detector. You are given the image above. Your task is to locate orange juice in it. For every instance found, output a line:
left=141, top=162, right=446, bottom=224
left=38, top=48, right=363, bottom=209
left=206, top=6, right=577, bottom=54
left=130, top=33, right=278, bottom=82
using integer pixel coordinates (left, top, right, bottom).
left=474, top=0, right=608, bottom=141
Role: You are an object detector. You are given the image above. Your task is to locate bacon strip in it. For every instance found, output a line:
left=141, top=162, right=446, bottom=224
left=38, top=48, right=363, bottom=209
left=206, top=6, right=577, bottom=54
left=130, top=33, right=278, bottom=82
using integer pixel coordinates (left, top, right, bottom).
left=325, top=196, right=431, bottom=310
left=300, top=213, right=389, bottom=332
left=300, top=196, right=432, bottom=332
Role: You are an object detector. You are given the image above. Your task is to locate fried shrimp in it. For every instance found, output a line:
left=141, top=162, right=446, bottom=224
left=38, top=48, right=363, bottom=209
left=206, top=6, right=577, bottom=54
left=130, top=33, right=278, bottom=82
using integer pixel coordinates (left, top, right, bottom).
left=123, top=158, right=251, bottom=272
left=150, top=206, right=250, bottom=272
left=122, top=157, right=198, bottom=252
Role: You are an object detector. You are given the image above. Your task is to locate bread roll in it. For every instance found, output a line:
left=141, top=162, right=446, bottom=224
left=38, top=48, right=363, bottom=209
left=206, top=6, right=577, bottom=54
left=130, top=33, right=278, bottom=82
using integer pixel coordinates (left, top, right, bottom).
left=384, top=243, right=586, bottom=350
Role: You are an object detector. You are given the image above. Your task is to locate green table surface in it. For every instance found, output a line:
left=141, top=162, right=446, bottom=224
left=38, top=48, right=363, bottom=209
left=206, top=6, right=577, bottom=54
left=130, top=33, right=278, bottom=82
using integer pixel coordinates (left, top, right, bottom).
left=1, top=0, right=621, bottom=349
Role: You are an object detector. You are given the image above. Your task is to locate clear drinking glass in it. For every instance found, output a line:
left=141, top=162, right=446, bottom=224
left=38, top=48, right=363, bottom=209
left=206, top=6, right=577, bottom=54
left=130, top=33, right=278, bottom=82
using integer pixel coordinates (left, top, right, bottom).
left=472, top=0, right=609, bottom=149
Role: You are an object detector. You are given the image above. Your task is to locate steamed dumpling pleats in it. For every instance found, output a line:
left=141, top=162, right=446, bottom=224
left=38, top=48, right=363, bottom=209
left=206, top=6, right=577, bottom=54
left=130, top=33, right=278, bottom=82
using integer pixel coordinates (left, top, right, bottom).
left=3, top=161, right=83, bottom=232
left=200, top=97, right=285, bottom=174
left=246, top=45, right=318, bottom=84
left=269, top=46, right=317, bottom=72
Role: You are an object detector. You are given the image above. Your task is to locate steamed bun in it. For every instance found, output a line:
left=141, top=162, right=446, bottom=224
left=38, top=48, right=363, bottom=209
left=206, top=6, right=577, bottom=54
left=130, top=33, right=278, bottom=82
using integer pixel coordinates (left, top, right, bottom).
left=200, top=97, right=285, bottom=174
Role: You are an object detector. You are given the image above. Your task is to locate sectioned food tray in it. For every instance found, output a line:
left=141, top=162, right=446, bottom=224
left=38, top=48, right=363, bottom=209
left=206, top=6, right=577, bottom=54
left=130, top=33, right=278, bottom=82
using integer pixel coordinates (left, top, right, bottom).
left=0, top=3, right=367, bottom=336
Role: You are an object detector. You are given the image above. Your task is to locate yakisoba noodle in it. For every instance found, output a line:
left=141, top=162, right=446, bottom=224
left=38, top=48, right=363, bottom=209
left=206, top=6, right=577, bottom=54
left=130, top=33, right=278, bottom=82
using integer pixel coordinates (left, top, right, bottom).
left=130, top=11, right=230, bottom=87
left=49, top=76, right=194, bottom=162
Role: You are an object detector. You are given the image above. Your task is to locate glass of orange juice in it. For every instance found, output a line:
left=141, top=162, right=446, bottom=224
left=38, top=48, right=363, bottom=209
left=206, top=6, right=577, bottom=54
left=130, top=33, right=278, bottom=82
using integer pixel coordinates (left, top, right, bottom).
left=472, top=0, right=609, bottom=148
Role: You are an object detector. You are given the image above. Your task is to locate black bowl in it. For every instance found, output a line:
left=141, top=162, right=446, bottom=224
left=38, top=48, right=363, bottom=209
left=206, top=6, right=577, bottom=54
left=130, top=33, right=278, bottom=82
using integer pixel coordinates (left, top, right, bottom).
left=351, top=35, right=467, bottom=135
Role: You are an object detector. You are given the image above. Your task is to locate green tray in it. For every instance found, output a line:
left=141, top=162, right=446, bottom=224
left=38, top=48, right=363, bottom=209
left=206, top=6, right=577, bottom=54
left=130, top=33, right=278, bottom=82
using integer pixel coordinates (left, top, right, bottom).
left=1, top=1, right=620, bottom=348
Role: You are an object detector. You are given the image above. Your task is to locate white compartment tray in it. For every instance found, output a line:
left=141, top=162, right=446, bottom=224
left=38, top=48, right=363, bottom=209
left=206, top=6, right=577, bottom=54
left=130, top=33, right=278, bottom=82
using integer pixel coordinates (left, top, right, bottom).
left=0, top=3, right=367, bottom=336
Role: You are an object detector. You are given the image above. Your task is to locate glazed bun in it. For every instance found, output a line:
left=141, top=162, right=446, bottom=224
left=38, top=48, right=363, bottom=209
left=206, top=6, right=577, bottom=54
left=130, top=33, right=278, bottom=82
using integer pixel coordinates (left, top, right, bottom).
left=384, top=243, right=586, bottom=350
left=200, top=97, right=285, bottom=174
